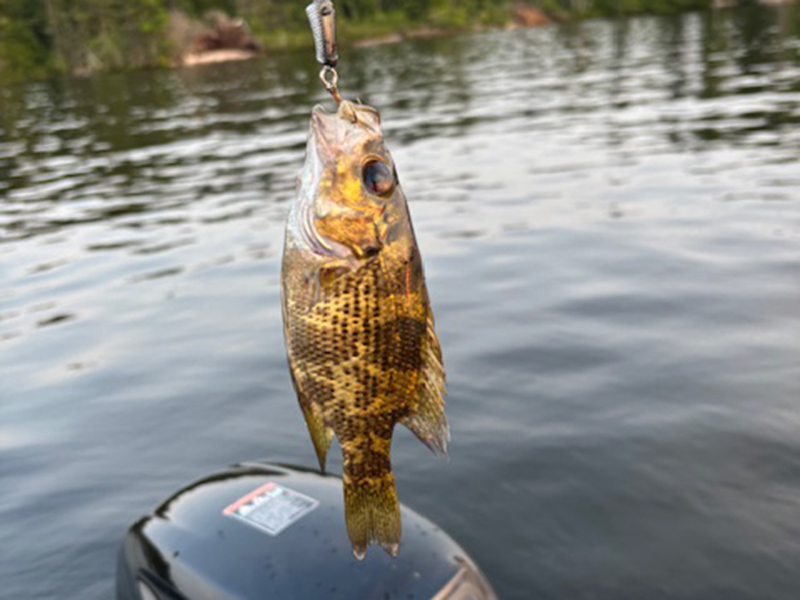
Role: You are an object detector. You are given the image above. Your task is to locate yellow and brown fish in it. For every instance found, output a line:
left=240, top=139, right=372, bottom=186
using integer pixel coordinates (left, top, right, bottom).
left=281, top=100, right=448, bottom=559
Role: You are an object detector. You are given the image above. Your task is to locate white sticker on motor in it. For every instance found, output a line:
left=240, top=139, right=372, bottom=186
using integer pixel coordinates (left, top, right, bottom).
left=223, top=482, right=319, bottom=536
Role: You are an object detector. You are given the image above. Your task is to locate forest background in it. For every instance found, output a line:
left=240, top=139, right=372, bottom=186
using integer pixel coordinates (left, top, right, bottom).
left=0, top=0, right=720, bottom=82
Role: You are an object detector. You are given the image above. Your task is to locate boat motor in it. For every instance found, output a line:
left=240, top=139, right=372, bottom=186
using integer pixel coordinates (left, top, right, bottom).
left=116, top=462, right=497, bottom=600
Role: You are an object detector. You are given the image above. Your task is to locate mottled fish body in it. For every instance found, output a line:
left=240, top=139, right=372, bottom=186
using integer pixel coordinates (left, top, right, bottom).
left=281, top=100, right=448, bottom=559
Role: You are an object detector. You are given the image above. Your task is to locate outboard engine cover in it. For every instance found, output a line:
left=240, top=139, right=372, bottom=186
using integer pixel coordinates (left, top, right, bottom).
left=117, top=462, right=496, bottom=600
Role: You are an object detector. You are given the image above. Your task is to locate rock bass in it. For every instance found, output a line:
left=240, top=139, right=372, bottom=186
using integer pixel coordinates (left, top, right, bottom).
left=281, top=100, right=448, bottom=559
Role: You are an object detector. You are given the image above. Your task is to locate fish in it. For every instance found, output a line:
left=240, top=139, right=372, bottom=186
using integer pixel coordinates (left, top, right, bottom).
left=281, top=99, right=448, bottom=559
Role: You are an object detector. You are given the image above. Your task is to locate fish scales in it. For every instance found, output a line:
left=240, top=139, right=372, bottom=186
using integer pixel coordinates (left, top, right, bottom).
left=281, top=100, right=448, bottom=559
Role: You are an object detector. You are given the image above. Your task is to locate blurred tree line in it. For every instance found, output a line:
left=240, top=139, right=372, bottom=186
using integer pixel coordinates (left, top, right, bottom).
left=0, top=0, right=714, bottom=81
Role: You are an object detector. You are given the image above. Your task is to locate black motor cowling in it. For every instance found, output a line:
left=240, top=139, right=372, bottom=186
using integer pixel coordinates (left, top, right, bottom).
left=117, top=462, right=496, bottom=600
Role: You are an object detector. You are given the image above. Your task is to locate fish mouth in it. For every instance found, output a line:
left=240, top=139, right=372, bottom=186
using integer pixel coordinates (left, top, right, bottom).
left=309, top=102, right=355, bottom=151
left=310, top=104, right=333, bottom=133
left=309, top=101, right=381, bottom=158
left=309, top=104, right=337, bottom=161
left=311, top=100, right=361, bottom=130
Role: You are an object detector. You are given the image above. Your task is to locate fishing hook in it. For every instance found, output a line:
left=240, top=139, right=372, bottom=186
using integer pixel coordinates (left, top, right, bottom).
left=307, top=0, right=342, bottom=105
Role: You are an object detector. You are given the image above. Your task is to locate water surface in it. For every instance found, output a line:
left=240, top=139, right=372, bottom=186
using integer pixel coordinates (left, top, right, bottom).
left=2, top=6, right=800, bottom=599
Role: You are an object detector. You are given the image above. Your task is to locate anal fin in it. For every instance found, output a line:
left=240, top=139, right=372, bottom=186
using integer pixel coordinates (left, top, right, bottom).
left=300, top=403, right=334, bottom=472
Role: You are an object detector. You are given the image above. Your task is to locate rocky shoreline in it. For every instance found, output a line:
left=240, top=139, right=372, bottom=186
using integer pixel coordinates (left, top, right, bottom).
left=178, top=1, right=795, bottom=67
left=180, top=5, right=553, bottom=66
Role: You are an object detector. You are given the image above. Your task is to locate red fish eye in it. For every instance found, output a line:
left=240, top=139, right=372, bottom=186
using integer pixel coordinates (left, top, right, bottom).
left=363, top=160, right=395, bottom=196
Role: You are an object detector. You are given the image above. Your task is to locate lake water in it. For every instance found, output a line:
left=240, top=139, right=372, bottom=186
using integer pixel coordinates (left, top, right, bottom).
left=2, top=6, right=800, bottom=599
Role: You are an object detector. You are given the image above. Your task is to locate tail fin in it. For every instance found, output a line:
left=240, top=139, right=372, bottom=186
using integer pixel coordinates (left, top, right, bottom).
left=343, top=471, right=401, bottom=560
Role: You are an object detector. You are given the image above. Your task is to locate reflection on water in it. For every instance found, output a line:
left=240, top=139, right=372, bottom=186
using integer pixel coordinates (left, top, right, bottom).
left=2, top=6, right=800, bottom=600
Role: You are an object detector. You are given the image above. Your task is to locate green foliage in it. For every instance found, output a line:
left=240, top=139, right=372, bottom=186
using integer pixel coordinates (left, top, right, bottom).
left=0, top=0, right=718, bottom=82
left=0, top=20, right=51, bottom=80
left=0, top=0, right=50, bottom=80
left=39, top=0, right=171, bottom=74
left=553, top=0, right=711, bottom=17
left=175, top=0, right=238, bottom=17
left=593, top=0, right=710, bottom=15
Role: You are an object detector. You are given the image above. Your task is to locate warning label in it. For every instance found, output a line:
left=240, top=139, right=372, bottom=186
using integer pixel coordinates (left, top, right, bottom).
left=223, top=482, right=319, bottom=536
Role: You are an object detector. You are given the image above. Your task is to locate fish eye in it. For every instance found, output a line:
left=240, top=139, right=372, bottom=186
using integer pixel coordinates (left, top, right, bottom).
left=362, top=160, right=395, bottom=197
